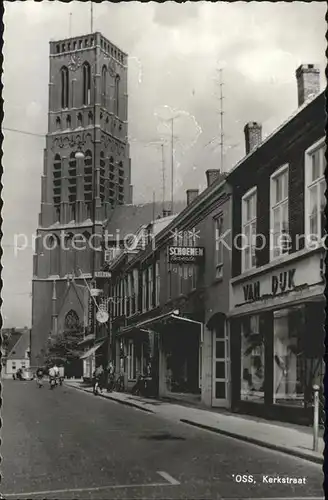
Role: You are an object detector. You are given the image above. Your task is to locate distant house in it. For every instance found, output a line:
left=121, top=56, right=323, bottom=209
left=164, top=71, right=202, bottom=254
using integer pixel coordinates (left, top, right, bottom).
left=5, top=331, right=30, bottom=377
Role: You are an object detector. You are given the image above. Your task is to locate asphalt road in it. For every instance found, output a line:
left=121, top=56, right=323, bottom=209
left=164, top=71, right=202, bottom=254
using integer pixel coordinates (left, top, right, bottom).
left=1, top=380, right=324, bottom=500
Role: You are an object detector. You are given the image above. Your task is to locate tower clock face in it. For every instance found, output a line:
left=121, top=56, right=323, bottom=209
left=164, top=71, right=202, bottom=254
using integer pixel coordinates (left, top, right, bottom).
left=68, top=53, right=82, bottom=72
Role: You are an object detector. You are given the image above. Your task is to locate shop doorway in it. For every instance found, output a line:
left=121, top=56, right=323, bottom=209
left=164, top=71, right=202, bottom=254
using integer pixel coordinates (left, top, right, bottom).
left=212, top=318, right=230, bottom=407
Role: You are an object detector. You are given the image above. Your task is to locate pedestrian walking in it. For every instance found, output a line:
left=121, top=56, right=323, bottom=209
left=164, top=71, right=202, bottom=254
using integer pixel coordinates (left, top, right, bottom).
left=36, top=367, right=44, bottom=388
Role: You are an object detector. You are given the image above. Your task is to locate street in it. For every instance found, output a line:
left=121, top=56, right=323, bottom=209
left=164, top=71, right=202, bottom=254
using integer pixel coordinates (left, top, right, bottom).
left=1, top=380, right=323, bottom=500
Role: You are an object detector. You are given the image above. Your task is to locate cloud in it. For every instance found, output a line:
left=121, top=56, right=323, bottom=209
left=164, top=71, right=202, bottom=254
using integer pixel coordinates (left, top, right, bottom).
left=2, top=1, right=326, bottom=326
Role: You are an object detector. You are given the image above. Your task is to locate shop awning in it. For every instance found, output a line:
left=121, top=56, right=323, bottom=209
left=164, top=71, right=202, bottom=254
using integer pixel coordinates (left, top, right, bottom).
left=78, top=334, right=95, bottom=346
left=118, top=311, right=203, bottom=342
left=80, top=341, right=105, bottom=360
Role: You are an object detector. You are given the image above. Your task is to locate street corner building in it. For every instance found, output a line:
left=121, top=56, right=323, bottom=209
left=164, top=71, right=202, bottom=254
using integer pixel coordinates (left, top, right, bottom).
left=30, top=29, right=325, bottom=426
left=228, top=65, right=325, bottom=424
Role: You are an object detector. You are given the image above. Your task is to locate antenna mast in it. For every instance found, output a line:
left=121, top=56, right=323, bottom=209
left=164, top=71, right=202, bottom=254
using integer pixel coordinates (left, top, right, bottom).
left=219, top=68, right=224, bottom=172
left=171, top=118, right=174, bottom=214
left=161, top=143, right=165, bottom=215
left=90, top=2, right=94, bottom=33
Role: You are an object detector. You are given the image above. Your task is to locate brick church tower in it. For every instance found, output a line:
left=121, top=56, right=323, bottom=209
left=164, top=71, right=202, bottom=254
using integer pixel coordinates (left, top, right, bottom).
left=31, top=33, right=132, bottom=365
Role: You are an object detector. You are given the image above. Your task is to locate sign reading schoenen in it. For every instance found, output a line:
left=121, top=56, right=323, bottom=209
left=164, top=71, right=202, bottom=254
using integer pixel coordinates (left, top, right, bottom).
left=168, top=246, right=205, bottom=264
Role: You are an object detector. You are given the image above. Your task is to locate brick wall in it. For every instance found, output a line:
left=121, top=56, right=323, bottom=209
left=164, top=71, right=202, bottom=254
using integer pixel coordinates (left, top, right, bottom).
left=231, top=92, right=325, bottom=278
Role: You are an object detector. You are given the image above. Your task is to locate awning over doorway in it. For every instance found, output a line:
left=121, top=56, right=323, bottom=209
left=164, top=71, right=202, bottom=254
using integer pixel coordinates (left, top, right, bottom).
left=80, top=340, right=105, bottom=360
left=118, top=311, right=203, bottom=342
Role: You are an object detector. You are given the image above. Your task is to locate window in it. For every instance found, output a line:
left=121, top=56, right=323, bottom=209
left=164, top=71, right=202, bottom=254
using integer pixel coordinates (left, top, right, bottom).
left=77, top=112, right=83, bottom=127
left=49, top=235, right=60, bottom=276
left=21, top=361, right=26, bottom=369
left=242, top=188, right=257, bottom=271
left=241, top=315, right=264, bottom=403
left=155, top=261, right=160, bottom=306
left=12, top=362, right=16, bottom=371
left=82, top=62, right=91, bottom=105
left=60, top=66, right=69, bottom=108
left=66, top=115, right=71, bottom=129
left=142, top=269, right=148, bottom=312
left=127, top=340, right=136, bottom=380
left=133, top=268, right=139, bottom=314
left=270, top=165, right=289, bottom=259
left=305, top=138, right=326, bottom=242
left=214, top=215, right=224, bottom=278
left=56, top=116, right=61, bottom=130
left=101, top=65, right=107, bottom=106
left=126, top=273, right=132, bottom=317
left=148, top=266, right=153, bottom=309
left=114, top=75, right=120, bottom=116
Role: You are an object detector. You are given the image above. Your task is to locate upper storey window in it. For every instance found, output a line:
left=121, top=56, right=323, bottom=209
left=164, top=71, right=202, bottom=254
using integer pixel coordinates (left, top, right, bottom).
left=60, top=66, right=69, bottom=109
left=242, top=187, right=257, bottom=272
left=270, top=165, right=289, bottom=259
left=82, top=62, right=91, bottom=106
left=305, top=137, right=326, bottom=242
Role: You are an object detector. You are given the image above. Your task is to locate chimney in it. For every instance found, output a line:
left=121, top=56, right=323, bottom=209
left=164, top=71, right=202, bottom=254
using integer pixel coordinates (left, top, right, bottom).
left=206, top=169, right=222, bottom=187
left=162, top=209, right=172, bottom=218
left=296, top=64, right=320, bottom=107
left=186, top=189, right=199, bottom=206
left=244, top=122, right=262, bottom=155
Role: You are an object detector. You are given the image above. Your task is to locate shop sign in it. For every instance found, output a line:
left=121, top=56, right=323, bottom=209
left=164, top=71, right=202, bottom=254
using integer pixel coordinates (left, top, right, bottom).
left=88, top=296, right=95, bottom=331
left=95, top=271, right=111, bottom=279
left=231, top=251, right=323, bottom=308
left=243, top=269, right=296, bottom=302
left=168, top=246, right=205, bottom=264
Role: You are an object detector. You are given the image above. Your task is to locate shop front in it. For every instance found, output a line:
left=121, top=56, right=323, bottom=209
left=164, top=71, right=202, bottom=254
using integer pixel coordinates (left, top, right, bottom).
left=119, top=310, right=203, bottom=403
left=229, top=248, right=324, bottom=424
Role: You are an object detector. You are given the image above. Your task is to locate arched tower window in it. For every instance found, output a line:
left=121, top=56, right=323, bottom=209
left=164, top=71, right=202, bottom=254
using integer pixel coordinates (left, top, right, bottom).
left=65, top=310, right=80, bottom=330
left=68, top=152, right=77, bottom=206
left=53, top=154, right=62, bottom=210
left=83, top=231, right=93, bottom=272
left=100, top=151, right=105, bottom=205
left=66, top=115, right=71, bottom=129
left=60, top=66, right=69, bottom=109
left=84, top=150, right=93, bottom=204
left=66, top=233, right=77, bottom=276
left=77, top=112, right=83, bottom=128
left=101, top=66, right=107, bottom=107
left=56, top=116, right=61, bottom=130
left=49, top=234, right=60, bottom=276
left=88, top=111, right=93, bottom=126
left=82, top=62, right=91, bottom=105
left=114, top=75, right=120, bottom=116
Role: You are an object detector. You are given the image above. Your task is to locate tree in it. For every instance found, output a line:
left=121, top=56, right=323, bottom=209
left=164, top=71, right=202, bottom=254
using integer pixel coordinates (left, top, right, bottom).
left=44, top=327, right=85, bottom=368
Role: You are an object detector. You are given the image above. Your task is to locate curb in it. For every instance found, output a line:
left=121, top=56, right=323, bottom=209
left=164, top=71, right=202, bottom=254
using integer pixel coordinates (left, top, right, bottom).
left=180, top=419, right=323, bottom=465
left=66, top=383, right=154, bottom=414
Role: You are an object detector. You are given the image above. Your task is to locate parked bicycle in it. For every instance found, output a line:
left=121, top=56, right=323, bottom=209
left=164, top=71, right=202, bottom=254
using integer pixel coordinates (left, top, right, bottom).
left=112, top=374, right=125, bottom=392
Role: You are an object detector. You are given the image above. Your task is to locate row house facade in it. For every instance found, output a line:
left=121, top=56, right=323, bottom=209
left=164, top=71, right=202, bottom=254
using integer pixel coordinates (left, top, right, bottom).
left=228, top=65, right=325, bottom=424
left=104, top=171, right=232, bottom=408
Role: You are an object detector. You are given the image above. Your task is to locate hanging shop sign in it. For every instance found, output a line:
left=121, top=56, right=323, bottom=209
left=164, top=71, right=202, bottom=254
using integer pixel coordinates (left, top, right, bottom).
left=231, top=251, right=324, bottom=308
left=168, top=246, right=205, bottom=264
left=94, top=271, right=112, bottom=279
left=88, top=296, right=95, bottom=331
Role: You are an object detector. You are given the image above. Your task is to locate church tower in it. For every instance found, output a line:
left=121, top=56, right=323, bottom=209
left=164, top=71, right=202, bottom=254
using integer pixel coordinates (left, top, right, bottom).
left=31, top=33, right=132, bottom=365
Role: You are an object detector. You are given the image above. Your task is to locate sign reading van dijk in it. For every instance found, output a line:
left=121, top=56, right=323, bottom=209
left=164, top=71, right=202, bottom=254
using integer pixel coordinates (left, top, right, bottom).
left=168, top=246, right=205, bottom=264
left=231, top=251, right=324, bottom=309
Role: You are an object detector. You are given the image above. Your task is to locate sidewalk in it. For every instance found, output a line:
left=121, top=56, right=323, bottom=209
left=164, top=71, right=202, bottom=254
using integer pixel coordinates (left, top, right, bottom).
left=66, top=380, right=324, bottom=465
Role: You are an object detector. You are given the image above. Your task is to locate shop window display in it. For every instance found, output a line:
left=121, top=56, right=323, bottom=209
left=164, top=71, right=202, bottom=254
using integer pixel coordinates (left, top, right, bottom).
left=273, top=306, right=323, bottom=407
left=241, top=315, right=265, bottom=402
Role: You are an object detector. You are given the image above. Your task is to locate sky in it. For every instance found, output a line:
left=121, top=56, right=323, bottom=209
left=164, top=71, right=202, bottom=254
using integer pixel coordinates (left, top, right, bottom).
left=2, top=1, right=326, bottom=328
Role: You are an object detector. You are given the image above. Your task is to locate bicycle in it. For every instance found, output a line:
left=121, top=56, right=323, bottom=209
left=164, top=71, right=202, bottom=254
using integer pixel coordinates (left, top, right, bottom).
left=112, top=374, right=125, bottom=392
